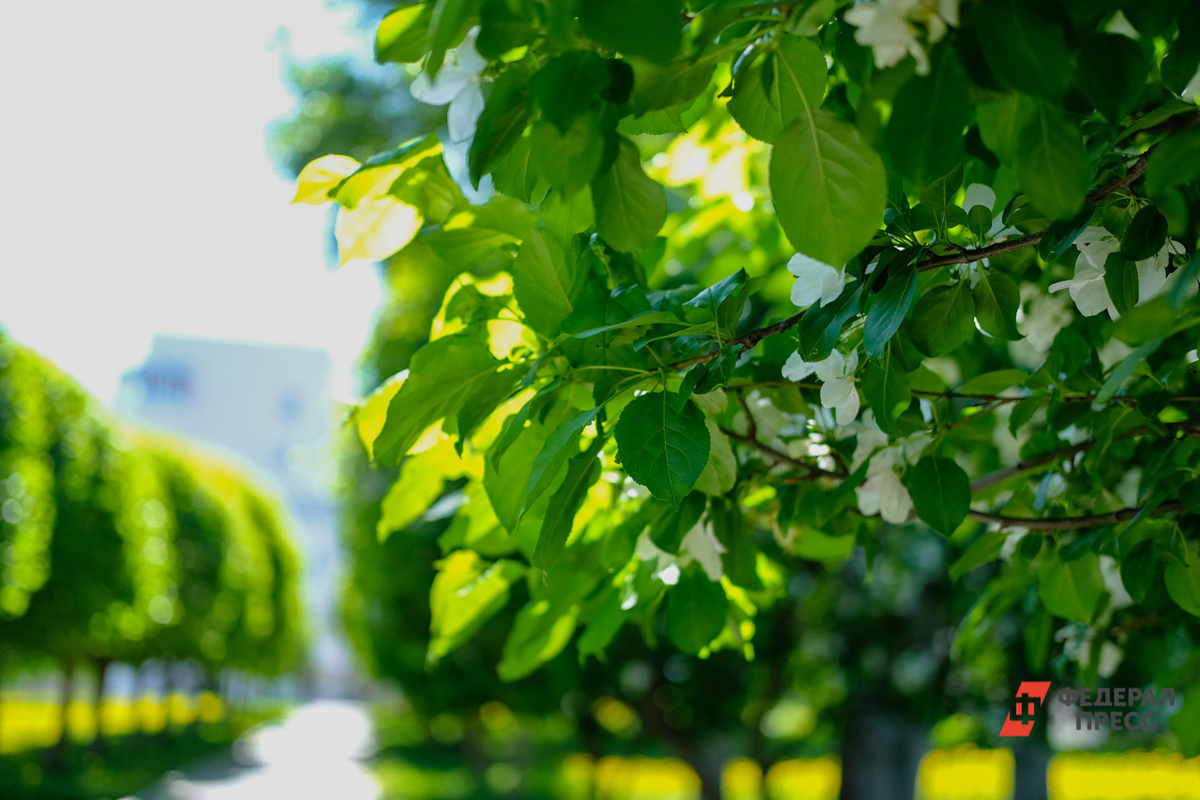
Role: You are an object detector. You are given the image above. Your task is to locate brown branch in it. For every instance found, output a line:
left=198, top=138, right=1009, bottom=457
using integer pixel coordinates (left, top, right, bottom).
left=1109, top=612, right=1164, bottom=638
left=915, top=233, right=1046, bottom=272
left=967, top=501, right=1182, bottom=531
left=719, top=425, right=845, bottom=480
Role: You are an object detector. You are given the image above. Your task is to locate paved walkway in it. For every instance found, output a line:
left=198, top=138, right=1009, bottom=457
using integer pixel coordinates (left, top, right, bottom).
left=135, top=701, right=382, bottom=800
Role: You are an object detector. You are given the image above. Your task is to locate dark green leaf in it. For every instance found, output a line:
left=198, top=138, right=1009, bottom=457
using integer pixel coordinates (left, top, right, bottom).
left=950, top=530, right=1007, bottom=581
left=1121, top=540, right=1158, bottom=605
left=910, top=282, right=976, bottom=357
left=906, top=456, right=971, bottom=535
left=1145, top=128, right=1200, bottom=197
left=728, top=35, right=827, bottom=143
left=592, top=137, right=667, bottom=252
left=976, top=93, right=1033, bottom=166
left=665, top=564, right=729, bottom=652
left=1120, top=205, right=1169, bottom=261
left=511, top=230, right=581, bottom=336
left=1103, top=251, right=1140, bottom=317
left=476, top=0, right=535, bottom=58
left=530, top=115, right=606, bottom=194
left=631, top=59, right=716, bottom=115
left=1037, top=205, right=1095, bottom=261
left=798, top=285, right=863, bottom=360
left=973, top=271, right=1023, bottom=341
left=1078, top=33, right=1149, bottom=123
left=692, top=350, right=738, bottom=394
left=526, top=407, right=601, bottom=512
left=684, top=269, right=749, bottom=310
left=884, top=48, right=969, bottom=189
left=1016, top=104, right=1089, bottom=219
left=861, top=344, right=911, bottom=435
left=1166, top=557, right=1200, bottom=617
left=528, top=51, right=612, bottom=132
left=1169, top=255, right=1200, bottom=311
left=533, top=439, right=604, bottom=571
left=614, top=391, right=711, bottom=508
left=959, top=369, right=1027, bottom=395
left=428, top=0, right=484, bottom=76
left=864, top=261, right=917, bottom=359
left=469, top=70, right=529, bottom=188
left=579, top=0, right=681, bottom=62
left=977, top=0, right=1070, bottom=101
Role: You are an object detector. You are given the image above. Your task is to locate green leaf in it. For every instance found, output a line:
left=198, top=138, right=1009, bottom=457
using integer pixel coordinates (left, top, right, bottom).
left=665, top=564, right=729, bottom=653
left=511, top=230, right=580, bottom=337
left=1167, top=554, right=1200, bottom=616
left=1015, top=104, right=1089, bottom=220
left=469, top=70, right=529, bottom=188
left=950, top=531, right=1007, bottom=581
left=530, top=116, right=606, bottom=194
left=976, top=93, right=1033, bottom=166
left=1078, top=33, right=1149, bottom=123
left=1170, top=685, right=1200, bottom=759
left=1169, top=254, right=1200, bottom=312
left=485, top=415, right=548, bottom=532
left=614, top=391, right=711, bottom=508
left=906, top=456, right=971, bottom=535
left=529, top=51, right=614, bottom=133
left=1120, top=205, right=1169, bottom=261
left=374, top=335, right=504, bottom=465
left=571, top=310, right=685, bottom=338
left=375, top=5, right=432, bottom=64
left=973, top=271, right=1023, bottom=341
left=428, top=551, right=526, bottom=664
left=771, top=110, right=887, bottom=267
left=498, top=595, right=581, bottom=681
left=292, top=155, right=359, bottom=204
left=684, top=269, right=749, bottom=311
left=884, top=48, right=969, bottom=189
left=1037, top=205, right=1095, bottom=262
left=1038, top=550, right=1103, bottom=622
left=356, top=375, right=405, bottom=461
left=861, top=344, right=911, bottom=436
left=692, top=350, right=737, bottom=394
left=378, top=446, right=455, bottom=542
left=592, top=137, right=667, bottom=252
left=910, top=282, right=976, bottom=357
left=527, top=408, right=600, bottom=510
left=540, top=186, right=595, bottom=240
left=579, top=0, right=681, bottom=63
left=728, top=35, right=827, bottom=144
left=977, top=0, right=1070, bottom=101
left=798, top=285, right=862, bottom=361
left=577, top=587, right=627, bottom=656
left=492, top=135, right=538, bottom=202
left=864, top=261, right=917, bottom=359
left=1120, top=540, right=1158, bottom=605
left=1145, top=128, right=1200, bottom=198
left=1103, top=252, right=1139, bottom=317
left=533, top=439, right=604, bottom=571
left=476, top=0, right=535, bottom=59
left=631, top=59, right=715, bottom=115
left=427, top=0, right=484, bottom=76
left=959, top=369, right=1027, bottom=396
left=1096, top=336, right=1162, bottom=403
left=694, top=418, right=737, bottom=496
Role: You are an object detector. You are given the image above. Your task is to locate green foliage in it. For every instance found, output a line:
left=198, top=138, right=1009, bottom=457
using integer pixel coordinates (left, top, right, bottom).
left=0, top=333, right=304, bottom=677
left=296, top=0, right=1200, bottom=739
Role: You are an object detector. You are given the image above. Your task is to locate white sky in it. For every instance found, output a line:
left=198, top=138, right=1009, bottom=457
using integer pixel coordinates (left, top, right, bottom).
left=0, top=1, right=386, bottom=404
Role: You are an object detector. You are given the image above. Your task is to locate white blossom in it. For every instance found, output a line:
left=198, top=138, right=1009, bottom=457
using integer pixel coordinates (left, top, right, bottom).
left=1048, top=225, right=1183, bottom=319
left=410, top=28, right=487, bottom=143
left=680, top=524, right=727, bottom=582
left=788, top=253, right=846, bottom=308
left=844, top=0, right=959, bottom=75
left=782, top=349, right=861, bottom=425
left=851, top=412, right=927, bottom=525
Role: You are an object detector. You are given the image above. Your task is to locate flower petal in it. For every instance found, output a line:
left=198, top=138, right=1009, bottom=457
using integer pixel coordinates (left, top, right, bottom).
left=448, top=80, right=485, bottom=143
left=782, top=351, right=817, bottom=382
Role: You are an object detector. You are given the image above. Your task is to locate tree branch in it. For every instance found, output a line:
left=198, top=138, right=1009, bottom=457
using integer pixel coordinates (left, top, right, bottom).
left=719, top=425, right=845, bottom=479
left=967, top=501, right=1182, bottom=531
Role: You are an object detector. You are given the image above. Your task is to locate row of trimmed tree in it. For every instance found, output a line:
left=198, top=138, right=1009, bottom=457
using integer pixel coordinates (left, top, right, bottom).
left=0, top=330, right=306, bottom=756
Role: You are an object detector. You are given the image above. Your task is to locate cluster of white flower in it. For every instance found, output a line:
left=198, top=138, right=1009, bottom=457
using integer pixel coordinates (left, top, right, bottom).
left=1048, top=226, right=1182, bottom=319
left=409, top=28, right=487, bottom=143
left=843, top=0, right=960, bottom=75
left=851, top=412, right=927, bottom=524
left=634, top=524, right=727, bottom=585
left=787, top=252, right=849, bottom=308
left=781, top=348, right=861, bottom=425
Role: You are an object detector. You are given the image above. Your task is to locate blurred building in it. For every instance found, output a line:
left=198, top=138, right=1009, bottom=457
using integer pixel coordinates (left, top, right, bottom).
left=116, top=335, right=355, bottom=698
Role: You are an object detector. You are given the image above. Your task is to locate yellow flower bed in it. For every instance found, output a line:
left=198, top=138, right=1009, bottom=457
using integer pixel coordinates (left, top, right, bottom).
left=0, top=692, right=224, bottom=755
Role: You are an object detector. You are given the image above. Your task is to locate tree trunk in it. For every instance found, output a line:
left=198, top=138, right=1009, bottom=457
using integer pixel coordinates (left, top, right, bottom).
left=49, top=658, right=76, bottom=773
left=1011, top=735, right=1051, bottom=800
left=91, top=658, right=110, bottom=754
left=839, top=707, right=926, bottom=800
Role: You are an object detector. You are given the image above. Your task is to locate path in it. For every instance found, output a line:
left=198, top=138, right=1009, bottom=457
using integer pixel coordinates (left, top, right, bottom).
left=135, top=701, right=382, bottom=800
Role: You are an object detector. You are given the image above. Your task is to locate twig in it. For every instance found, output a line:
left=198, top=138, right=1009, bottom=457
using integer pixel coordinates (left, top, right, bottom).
left=719, top=425, right=845, bottom=479
left=967, top=501, right=1182, bottom=531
